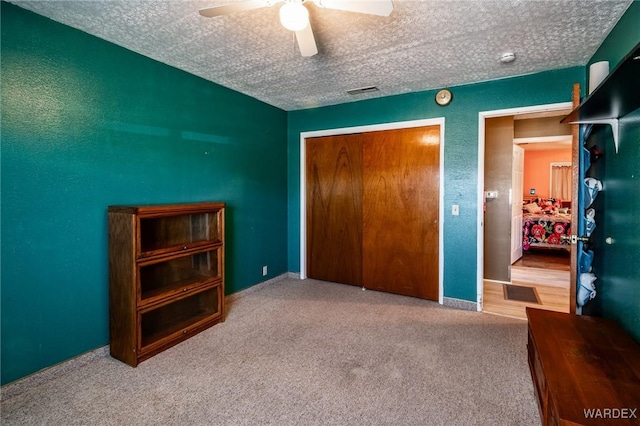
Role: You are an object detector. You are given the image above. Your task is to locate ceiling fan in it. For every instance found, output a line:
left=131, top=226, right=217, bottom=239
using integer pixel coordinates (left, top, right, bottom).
left=198, top=0, right=394, bottom=57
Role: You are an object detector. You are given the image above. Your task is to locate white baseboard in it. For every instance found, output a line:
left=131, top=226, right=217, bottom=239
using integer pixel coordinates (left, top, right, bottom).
left=443, top=297, right=478, bottom=311
left=225, top=272, right=299, bottom=303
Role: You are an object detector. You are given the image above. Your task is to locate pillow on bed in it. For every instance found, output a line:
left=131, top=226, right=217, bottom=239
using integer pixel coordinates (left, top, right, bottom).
left=524, top=202, right=542, bottom=214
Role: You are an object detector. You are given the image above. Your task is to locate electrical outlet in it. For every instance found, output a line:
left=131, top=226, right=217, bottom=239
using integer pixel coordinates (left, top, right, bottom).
left=262, top=265, right=268, bottom=276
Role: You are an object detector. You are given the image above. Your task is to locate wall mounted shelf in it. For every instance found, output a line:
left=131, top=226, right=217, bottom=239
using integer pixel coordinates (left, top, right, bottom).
left=562, top=42, right=640, bottom=153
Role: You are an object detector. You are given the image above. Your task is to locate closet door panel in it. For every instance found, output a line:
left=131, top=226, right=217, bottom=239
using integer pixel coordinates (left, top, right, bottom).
left=362, top=126, right=440, bottom=300
left=306, top=135, right=363, bottom=286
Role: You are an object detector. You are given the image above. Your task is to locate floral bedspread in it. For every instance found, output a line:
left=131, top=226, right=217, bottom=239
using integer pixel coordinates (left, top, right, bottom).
left=523, top=213, right=571, bottom=249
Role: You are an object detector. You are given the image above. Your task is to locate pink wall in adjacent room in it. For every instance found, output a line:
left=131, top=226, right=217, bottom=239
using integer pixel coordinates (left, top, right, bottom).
left=523, top=148, right=572, bottom=199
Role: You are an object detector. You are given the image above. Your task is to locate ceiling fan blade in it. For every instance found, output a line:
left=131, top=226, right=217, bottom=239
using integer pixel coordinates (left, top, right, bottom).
left=199, top=0, right=272, bottom=18
left=314, top=0, right=393, bottom=16
left=295, top=24, right=318, bottom=57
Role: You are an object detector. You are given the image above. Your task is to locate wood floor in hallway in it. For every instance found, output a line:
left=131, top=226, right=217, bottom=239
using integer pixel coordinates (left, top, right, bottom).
left=483, top=249, right=571, bottom=320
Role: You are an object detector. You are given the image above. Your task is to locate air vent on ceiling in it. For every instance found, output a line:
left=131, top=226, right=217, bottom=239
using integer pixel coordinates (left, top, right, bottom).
left=347, top=86, right=379, bottom=95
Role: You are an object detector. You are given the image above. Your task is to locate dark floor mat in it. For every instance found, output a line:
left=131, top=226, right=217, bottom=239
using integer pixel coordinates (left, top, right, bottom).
left=503, top=284, right=540, bottom=304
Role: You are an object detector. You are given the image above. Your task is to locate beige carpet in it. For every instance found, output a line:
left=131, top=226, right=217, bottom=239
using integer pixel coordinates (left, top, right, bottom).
left=1, top=278, right=539, bottom=425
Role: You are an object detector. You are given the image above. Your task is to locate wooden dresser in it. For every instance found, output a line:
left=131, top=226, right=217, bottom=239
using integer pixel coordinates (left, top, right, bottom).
left=526, top=308, right=640, bottom=425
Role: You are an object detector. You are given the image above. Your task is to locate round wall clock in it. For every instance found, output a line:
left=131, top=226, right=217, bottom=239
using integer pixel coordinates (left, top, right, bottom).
left=435, top=89, right=452, bottom=106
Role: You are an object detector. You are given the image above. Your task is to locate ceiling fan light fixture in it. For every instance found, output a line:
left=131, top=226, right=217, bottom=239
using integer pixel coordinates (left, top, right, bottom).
left=279, top=2, right=309, bottom=31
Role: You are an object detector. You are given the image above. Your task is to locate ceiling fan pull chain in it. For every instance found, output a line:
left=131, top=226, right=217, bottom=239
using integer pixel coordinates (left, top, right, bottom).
left=292, top=31, right=296, bottom=55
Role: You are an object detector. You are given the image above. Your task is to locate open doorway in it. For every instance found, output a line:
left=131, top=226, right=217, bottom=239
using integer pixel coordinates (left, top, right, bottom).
left=514, top=114, right=573, bottom=275
left=478, top=102, right=576, bottom=319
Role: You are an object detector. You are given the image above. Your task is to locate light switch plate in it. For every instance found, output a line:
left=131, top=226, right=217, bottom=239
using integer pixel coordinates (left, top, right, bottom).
left=452, top=204, right=459, bottom=216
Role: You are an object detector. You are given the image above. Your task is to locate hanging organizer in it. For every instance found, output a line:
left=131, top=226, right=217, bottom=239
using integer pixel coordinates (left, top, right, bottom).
left=561, top=42, right=640, bottom=312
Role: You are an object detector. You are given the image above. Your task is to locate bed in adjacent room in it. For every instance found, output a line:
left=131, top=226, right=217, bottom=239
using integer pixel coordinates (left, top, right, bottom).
left=522, top=198, right=571, bottom=250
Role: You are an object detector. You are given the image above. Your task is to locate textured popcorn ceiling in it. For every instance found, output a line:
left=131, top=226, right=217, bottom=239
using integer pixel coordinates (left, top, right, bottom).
left=9, top=0, right=632, bottom=111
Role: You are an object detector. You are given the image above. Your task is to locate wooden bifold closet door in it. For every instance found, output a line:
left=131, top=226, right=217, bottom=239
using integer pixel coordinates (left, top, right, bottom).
left=306, top=133, right=364, bottom=286
left=306, top=126, right=440, bottom=301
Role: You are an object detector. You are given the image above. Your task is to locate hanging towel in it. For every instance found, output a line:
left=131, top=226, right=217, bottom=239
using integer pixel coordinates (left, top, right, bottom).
left=585, top=208, right=596, bottom=237
left=584, top=177, right=603, bottom=208
left=577, top=272, right=597, bottom=307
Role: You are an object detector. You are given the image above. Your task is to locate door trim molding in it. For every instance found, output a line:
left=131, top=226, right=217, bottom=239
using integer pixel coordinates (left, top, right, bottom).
left=477, top=102, right=573, bottom=311
left=300, top=118, right=446, bottom=304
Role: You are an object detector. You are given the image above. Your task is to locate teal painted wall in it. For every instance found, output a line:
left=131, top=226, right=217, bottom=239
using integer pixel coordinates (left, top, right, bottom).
left=588, top=1, right=640, bottom=70
left=287, top=67, right=584, bottom=302
left=1, top=2, right=288, bottom=385
left=584, top=3, right=640, bottom=340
